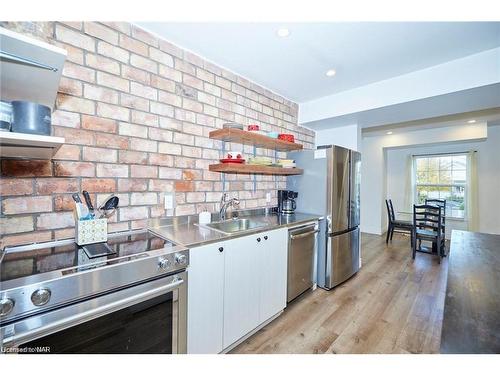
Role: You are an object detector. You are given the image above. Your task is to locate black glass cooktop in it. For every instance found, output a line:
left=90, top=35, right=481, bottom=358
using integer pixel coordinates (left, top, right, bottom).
left=0, top=231, right=169, bottom=282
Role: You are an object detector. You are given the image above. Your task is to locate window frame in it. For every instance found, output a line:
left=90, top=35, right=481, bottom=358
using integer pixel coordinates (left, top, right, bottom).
left=412, top=152, right=468, bottom=220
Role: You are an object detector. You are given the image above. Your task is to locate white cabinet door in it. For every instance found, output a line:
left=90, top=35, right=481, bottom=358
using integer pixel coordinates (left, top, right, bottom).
left=187, top=242, right=226, bottom=354
left=223, top=234, right=261, bottom=348
left=258, top=228, right=288, bottom=323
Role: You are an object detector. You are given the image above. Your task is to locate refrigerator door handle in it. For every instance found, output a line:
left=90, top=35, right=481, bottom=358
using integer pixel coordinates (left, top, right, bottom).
left=326, top=215, right=332, bottom=233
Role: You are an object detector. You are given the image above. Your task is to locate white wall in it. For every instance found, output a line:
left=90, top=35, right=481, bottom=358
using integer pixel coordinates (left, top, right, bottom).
left=300, top=47, right=500, bottom=124
left=315, top=124, right=361, bottom=150
left=360, top=123, right=493, bottom=235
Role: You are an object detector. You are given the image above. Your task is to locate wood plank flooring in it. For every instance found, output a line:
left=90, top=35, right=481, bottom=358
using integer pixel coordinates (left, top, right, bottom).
left=231, top=233, right=448, bottom=354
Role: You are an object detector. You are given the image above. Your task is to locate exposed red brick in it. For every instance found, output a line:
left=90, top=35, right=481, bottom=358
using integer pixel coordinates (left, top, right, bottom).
left=53, top=144, right=81, bottom=160
left=54, top=194, right=76, bottom=211
left=95, top=133, right=129, bottom=149
left=118, top=178, right=148, bottom=192
left=1, top=160, right=52, bottom=177
left=182, top=169, right=202, bottom=181
left=37, top=212, right=75, bottom=230
left=130, top=165, right=157, bottom=178
left=0, top=179, right=33, bottom=196
left=119, top=206, right=148, bottom=221
left=36, top=178, right=79, bottom=194
left=58, top=77, right=83, bottom=96
left=81, top=178, right=116, bottom=193
left=174, top=181, right=194, bottom=192
left=54, top=126, right=95, bottom=145
left=54, top=161, right=95, bottom=177
left=119, top=150, right=148, bottom=164
left=84, top=22, right=118, bottom=45
left=62, top=62, right=96, bottom=83
left=149, top=153, right=174, bottom=167
left=82, top=146, right=117, bottom=163
left=96, top=163, right=129, bottom=178
left=119, top=34, right=148, bottom=56
left=0, top=216, right=34, bottom=235
left=81, top=115, right=117, bottom=133
left=149, top=179, right=174, bottom=192
left=56, top=93, right=95, bottom=114
left=2, top=196, right=53, bottom=215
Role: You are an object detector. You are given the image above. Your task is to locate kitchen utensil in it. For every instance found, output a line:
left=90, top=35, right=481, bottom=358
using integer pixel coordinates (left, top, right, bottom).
left=11, top=101, right=51, bottom=136
left=247, top=124, right=260, bottom=131
left=278, top=133, right=295, bottom=143
left=82, top=190, right=95, bottom=218
left=226, top=151, right=242, bottom=159
left=72, top=193, right=89, bottom=220
left=220, top=158, right=245, bottom=164
left=98, top=195, right=119, bottom=219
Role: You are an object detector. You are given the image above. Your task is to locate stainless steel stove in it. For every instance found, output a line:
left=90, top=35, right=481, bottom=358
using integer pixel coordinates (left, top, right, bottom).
left=0, top=230, right=188, bottom=354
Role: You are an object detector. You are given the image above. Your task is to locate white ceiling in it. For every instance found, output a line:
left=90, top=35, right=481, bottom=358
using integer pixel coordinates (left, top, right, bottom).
left=137, top=22, right=500, bottom=103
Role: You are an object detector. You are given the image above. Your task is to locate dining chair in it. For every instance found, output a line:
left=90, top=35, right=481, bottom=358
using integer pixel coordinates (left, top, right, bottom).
left=424, top=198, right=446, bottom=252
left=412, top=204, right=445, bottom=263
left=385, top=199, right=413, bottom=244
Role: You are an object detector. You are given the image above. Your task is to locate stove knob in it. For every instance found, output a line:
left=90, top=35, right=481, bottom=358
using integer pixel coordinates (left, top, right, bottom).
left=158, top=257, right=171, bottom=270
left=31, top=288, right=51, bottom=306
left=175, top=253, right=187, bottom=265
left=0, top=298, right=15, bottom=317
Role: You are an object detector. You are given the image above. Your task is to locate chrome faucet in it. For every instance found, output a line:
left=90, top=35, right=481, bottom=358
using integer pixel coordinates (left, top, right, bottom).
left=219, top=193, right=240, bottom=221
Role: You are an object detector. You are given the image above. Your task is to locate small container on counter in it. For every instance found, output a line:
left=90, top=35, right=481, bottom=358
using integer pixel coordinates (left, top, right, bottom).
left=75, top=218, right=108, bottom=245
left=198, top=211, right=211, bottom=225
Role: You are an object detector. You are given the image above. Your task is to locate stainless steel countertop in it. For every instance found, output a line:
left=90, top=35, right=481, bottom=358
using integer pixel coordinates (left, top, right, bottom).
left=149, top=210, right=322, bottom=248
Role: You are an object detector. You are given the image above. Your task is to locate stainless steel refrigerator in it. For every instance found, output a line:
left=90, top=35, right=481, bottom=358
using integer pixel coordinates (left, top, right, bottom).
left=288, top=145, right=361, bottom=290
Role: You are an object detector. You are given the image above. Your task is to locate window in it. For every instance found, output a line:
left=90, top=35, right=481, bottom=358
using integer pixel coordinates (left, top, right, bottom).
left=413, top=153, right=467, bottom=219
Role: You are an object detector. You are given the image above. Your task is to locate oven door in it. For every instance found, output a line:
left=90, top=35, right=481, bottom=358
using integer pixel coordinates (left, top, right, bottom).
left=1, top=272, right=187, bottom=354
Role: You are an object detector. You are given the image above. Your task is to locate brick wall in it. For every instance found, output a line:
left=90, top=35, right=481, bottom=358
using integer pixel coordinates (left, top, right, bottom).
left=0, top=22, right=315, bottom=248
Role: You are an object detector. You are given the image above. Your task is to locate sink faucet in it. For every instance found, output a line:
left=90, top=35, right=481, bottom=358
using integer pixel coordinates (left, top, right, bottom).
left=219, top=193, right=240, bottom=221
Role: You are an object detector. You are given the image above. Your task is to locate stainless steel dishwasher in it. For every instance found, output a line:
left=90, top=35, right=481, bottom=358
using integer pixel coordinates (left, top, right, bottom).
left=287, top=222, right=318, bottom=302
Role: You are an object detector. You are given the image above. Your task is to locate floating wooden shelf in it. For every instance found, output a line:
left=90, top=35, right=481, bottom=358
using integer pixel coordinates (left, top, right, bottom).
left=209, top=163, right=303, bottom=176
left=0, top=131, right=65, bottom=159
left=209, top=128, right=303, bottom=152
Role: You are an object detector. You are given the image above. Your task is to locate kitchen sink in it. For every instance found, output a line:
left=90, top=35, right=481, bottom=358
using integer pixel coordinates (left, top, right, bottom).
left=203, top=218, right=268, bottom=234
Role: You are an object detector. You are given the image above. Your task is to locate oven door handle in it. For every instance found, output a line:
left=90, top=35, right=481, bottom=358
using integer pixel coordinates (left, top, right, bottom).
left=2, top=277, right=184, bottom=347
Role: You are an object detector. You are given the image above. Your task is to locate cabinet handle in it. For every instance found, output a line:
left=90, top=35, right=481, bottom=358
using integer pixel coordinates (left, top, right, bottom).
left=290, top=230, right=319, bottom=240
left=257, top=238, right=261, bottom=242
left=218, top=247, right=223, bottom=252
left=264, top=236, right=268, bottom=240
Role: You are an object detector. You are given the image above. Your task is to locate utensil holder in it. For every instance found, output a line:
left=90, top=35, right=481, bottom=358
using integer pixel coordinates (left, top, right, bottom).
left=75, top=218, right=108, bottom=245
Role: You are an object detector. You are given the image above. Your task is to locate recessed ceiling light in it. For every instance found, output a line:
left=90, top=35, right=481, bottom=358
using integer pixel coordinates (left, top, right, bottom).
left=467, top=120, right=476, bottom=124
left=386, top=131, right=393, bottom=135
left=277, top=28, right=290, bottom=37
left=326, top=69, right=336, bottom=77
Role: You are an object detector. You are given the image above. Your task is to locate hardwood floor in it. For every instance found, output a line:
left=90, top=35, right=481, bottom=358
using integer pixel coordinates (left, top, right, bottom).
left=231, top=233, right=448, bottom=354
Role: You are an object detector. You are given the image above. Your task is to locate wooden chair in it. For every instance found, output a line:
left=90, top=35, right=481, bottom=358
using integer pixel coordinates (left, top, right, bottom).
left=412, top=204, right=445, bottom=263
left=425, top=198, right=446, bottom=230
left=385, top=199, right=413, bottom=244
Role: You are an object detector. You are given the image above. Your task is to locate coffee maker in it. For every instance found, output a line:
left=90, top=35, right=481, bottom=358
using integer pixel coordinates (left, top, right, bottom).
left=277, top=190, right=298, bottom=215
